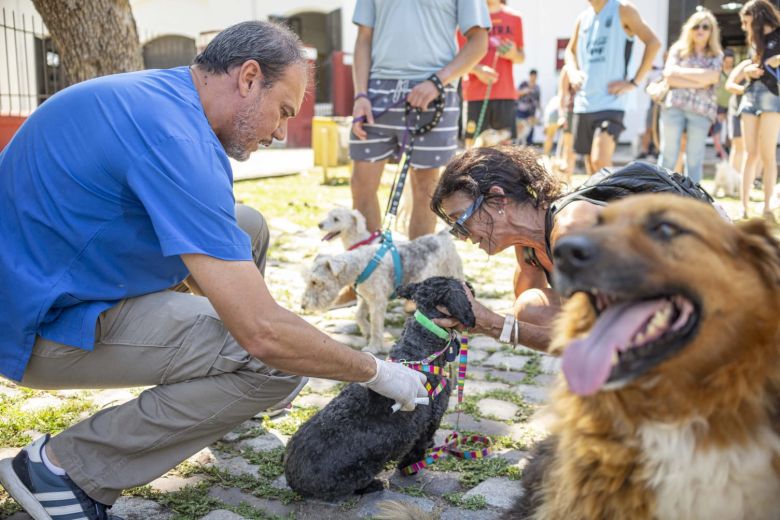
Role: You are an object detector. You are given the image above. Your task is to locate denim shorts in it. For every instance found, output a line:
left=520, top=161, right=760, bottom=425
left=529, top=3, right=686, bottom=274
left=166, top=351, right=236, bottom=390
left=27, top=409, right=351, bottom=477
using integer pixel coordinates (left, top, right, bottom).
left=738, top=80, right=780, bottom=116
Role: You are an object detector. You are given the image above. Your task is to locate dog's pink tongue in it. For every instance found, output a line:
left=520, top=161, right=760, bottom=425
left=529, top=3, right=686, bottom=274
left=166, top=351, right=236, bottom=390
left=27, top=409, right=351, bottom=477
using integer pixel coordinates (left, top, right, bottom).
left=562, top=299, right=666, bottom=396
left=321, top=232, right=338, bottom=241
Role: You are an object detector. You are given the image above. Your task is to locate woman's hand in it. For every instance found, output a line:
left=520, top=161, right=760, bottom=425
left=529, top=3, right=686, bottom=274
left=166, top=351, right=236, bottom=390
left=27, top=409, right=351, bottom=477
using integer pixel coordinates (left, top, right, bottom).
left=745, top=63, right=764, bottom=79
left=433, top=282, right=495, bottom=334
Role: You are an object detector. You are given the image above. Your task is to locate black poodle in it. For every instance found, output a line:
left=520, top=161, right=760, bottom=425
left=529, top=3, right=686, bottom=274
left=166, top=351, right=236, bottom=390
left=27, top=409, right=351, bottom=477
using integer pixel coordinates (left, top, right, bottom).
left=283, top=276, right=475, bottom=500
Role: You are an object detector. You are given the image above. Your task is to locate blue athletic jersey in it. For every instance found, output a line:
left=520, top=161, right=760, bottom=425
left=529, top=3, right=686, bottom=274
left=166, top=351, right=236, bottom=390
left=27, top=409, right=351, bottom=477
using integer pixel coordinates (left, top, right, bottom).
left=0, top=67, right=251, bottom=382
left=573, top=0, right=634, bottom=113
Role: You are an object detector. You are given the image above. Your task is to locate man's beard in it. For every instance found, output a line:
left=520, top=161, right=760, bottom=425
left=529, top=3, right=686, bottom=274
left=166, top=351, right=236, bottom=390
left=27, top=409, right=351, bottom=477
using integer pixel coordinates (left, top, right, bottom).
left=224, top=95, right=263, bottom=162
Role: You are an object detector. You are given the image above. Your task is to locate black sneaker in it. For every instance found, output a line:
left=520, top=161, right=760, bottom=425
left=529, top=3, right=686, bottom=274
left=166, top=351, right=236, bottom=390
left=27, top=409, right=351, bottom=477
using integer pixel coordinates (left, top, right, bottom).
left=0, top=434, right=123, bottom=520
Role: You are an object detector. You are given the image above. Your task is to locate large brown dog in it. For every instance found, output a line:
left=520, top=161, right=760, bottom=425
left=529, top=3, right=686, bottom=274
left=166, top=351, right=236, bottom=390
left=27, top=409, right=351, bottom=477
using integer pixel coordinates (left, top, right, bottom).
left=511, top=194, right=780, bottom=520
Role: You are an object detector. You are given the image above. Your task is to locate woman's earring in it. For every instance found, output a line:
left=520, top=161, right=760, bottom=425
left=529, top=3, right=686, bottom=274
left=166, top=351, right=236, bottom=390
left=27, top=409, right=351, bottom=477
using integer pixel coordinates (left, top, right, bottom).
left=498, top=209, right=505, bottom=216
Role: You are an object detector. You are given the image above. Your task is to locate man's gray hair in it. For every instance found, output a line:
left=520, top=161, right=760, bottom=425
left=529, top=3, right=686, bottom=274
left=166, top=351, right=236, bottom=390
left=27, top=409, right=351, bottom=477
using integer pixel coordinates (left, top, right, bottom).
left=194, top=20, right=307, bottom=88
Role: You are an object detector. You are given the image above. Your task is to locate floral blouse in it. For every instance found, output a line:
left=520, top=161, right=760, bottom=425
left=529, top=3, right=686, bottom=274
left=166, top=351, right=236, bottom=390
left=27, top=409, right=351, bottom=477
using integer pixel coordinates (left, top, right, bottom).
left=664, top=47, right=723, bottom=122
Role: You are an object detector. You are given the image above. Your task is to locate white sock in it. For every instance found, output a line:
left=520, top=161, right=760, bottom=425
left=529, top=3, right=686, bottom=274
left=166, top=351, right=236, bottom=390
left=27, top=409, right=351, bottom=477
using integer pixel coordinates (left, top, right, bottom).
left=41, top=443, right=66, bottom=476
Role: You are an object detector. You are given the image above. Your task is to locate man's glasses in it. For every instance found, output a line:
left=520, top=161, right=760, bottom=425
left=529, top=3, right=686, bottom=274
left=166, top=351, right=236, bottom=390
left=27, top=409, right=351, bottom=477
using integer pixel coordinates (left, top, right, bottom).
left=449, top=195, right=484, bottom=238
left=692, top=24, right=711, bottom=31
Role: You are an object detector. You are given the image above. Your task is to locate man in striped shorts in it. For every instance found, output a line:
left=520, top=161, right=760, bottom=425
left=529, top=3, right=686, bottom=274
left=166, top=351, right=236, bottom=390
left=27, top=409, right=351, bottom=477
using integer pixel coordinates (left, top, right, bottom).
left=350, top=0, right=491, bottom=239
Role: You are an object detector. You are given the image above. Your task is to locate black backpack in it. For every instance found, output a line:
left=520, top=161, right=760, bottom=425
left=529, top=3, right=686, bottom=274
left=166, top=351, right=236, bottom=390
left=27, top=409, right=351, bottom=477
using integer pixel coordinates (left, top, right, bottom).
left=540, top=161, right=715, bottom=271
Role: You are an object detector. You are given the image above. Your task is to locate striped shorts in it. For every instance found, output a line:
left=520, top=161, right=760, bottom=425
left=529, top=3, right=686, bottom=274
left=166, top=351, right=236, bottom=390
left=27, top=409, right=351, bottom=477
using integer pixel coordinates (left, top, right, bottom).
left=349, top=78, right=460, bottom=169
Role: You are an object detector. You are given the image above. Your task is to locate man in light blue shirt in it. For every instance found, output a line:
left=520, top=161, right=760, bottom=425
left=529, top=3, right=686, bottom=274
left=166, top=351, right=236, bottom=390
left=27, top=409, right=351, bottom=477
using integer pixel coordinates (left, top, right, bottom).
left=565, top=0, right=660, bottom=174
left=349, top=0, right=491, bottom=239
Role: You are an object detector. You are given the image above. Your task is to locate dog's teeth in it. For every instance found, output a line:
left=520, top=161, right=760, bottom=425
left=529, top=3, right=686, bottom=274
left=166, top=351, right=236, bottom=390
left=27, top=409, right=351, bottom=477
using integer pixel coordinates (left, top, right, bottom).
left=634, top=331, right=646, bottom=345
left=611, top=352, right=619, bottom=365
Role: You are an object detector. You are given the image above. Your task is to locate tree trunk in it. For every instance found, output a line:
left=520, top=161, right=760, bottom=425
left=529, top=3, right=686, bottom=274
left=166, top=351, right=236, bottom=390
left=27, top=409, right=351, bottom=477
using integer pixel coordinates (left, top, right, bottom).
left=31, top=0, right=143, bottom=85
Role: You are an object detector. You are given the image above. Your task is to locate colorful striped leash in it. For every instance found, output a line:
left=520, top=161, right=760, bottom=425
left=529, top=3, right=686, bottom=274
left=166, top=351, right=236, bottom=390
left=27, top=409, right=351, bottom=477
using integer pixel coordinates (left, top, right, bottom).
left=400, top=333, right=493, bottom=475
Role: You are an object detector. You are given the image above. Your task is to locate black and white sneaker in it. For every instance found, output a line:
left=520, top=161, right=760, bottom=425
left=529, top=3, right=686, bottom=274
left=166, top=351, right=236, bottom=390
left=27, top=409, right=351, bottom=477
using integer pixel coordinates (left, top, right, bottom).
left=0, top=434, right=123, bottom=520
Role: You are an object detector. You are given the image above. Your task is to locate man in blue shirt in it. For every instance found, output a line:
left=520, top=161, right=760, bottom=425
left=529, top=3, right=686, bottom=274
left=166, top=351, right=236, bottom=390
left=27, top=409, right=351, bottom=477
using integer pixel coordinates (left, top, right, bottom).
left=0, top=21, right=428, bottom=519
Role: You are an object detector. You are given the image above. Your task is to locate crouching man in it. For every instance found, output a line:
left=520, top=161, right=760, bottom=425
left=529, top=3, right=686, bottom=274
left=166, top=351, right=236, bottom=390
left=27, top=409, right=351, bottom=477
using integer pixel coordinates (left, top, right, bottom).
left=0, top=21, right=427, bottom=520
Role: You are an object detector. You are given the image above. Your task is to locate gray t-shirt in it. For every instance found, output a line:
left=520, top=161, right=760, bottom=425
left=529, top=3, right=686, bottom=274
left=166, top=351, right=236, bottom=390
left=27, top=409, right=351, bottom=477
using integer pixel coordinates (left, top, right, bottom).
left=353, top=0, right=490, bottom=80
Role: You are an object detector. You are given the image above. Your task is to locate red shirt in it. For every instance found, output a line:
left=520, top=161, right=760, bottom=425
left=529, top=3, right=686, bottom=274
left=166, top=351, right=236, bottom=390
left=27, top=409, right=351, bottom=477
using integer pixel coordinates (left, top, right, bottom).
left=458, top=7, right=524, bottom=102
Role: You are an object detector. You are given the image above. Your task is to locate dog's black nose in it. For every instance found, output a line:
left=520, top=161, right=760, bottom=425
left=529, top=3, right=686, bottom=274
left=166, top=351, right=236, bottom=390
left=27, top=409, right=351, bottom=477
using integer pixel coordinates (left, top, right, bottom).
left=553, top=235, right=597, bottom=274
left=317, top=222, right=324, bottom=229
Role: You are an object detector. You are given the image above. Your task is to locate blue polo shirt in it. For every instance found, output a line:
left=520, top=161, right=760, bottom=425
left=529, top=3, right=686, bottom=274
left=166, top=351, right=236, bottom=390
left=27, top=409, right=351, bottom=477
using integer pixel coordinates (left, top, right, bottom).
left=0, top=67, right=251, bottom=382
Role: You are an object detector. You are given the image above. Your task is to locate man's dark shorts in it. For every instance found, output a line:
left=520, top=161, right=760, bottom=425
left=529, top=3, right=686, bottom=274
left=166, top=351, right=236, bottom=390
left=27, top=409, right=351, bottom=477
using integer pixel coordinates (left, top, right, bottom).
left=465, top=99, right=517, bottom=139
left=349, top=78, right=460, bottom=169
left=572, top=110, right=625, bottom=155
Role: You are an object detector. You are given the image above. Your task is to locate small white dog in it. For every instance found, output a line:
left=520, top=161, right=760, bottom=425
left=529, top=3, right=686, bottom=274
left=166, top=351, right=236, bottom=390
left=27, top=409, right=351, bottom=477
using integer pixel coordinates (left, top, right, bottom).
left=713, top=161, right=740, bottom=198
left=301, top=231, right=464, bottom=353
left=318, top=207, right=375, bottom=250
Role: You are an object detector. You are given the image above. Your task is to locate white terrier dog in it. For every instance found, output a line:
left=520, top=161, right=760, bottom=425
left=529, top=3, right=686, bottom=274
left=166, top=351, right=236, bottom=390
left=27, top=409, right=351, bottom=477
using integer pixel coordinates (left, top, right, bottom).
left=301, top=231, right=464, bottom=353
left=318, top=207, right=376, bottom=250
left=713, top=161, right=740, bottom=198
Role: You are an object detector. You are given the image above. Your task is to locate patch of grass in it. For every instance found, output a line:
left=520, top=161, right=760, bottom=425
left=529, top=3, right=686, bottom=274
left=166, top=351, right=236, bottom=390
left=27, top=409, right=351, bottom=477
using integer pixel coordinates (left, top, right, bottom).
left=398, top=485, right=428, bottom=497
left=129, top=482, right=222, bottom=520
left=339, top=496, right=360, bottom=511
left=430, top=455, right=519, bottom=487
left=262, top=405, right=318, bottom=436
left=0, top=394, right=98, bottom=447
left=458, top=389, right=535, bottom=425
left=443, top=492, right=487, bottom=510
left=519, top=352, right=543, bottom=385
left=0, top=488, right=22, bottom=517
left=240, top=447, right=287, bottom=480
left=233, top=501, right=295, bottom=520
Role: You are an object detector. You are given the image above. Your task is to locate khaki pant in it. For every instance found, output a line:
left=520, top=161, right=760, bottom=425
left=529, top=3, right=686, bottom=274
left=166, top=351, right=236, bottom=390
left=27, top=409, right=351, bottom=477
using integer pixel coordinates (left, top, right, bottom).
left=19, top=205, right=304, bottom=505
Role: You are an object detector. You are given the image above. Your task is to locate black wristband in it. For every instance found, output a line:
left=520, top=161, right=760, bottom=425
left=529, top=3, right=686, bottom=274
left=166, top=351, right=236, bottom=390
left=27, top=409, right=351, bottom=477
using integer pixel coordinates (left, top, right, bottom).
left=629, top=78, right=638, bottom=86
left=427, top=73, right=445, bottom=96
left=354, top=92, right=369, bottom=102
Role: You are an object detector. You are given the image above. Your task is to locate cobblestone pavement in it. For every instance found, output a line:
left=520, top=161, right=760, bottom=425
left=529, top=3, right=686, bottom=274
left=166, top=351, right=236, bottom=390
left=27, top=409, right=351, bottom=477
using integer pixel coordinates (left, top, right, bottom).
left=0, top=209, right=558, bottom=520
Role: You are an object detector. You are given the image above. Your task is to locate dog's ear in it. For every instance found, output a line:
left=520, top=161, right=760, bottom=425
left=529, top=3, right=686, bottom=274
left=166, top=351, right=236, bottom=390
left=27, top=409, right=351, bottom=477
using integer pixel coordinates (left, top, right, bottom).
left=395, top=282, right=418, bottom=301
left=326, top=257, right=347, bottom=277
left=446, top=282, right=476, bottom=329
left=737, top=219, right=780, bottom=286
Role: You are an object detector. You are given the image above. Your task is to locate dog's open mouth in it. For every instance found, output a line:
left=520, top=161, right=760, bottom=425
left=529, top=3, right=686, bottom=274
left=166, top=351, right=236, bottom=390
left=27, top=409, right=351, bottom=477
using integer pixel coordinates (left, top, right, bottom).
left=562, top=291, right=699, bottom=396
left=321, top=231, right=340, bottom=241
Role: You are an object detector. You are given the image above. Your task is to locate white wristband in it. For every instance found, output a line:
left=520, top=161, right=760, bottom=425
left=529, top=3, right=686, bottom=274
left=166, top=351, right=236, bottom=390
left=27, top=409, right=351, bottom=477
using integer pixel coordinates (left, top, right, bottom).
left=499, top=314, right=515, bottom=343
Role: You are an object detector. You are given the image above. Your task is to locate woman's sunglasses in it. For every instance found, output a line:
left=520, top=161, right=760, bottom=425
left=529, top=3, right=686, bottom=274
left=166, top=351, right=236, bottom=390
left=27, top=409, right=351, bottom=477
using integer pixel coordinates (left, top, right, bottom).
left=692, top=23, right=711, bottom=31
left=449, top=195, right=484, bottom=238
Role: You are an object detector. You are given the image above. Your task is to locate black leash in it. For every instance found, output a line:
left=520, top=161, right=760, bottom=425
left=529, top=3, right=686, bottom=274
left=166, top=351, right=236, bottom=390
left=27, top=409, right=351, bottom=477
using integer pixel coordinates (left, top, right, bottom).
left=383, top=74, right=446, bottom=228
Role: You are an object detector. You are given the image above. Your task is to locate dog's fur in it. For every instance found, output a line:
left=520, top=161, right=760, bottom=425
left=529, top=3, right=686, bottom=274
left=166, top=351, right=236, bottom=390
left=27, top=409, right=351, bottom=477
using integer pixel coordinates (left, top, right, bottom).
left=713, top=160, right=741, bottom=198
left=301, top=231, right=464, bottom=352
left=285, top=277, right=476, bottom=500
left=474, top=128, right=512, bottom=148
left=510, top=194, right=780, bottom=519
left=318, top=207, right=373, bottom=250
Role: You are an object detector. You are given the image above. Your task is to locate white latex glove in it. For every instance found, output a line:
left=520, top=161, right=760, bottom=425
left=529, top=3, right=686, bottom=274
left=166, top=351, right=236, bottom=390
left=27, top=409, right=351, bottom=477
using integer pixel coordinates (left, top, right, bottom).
left=359, top=354, right=429, bottom=412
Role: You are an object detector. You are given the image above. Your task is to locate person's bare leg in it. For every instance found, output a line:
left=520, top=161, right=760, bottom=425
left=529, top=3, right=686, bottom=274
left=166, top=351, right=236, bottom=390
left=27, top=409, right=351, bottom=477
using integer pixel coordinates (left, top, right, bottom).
left=740, top=114, right=760, bottom=218
left=351, top=159, right=387, bottom=232
left=757, top=113, right=780, bottom=216
left=729, top=136, right=744, bottom=173
left=590, top=130, right=616, bottom=171
left=543, top=125, right=557, bottom=156
left=408, top=166, right=440, bottom=239
left=563, top=133, right=575, bottom=183
left=674, top=133, right=687, bottom=173
left=584, top=154, right=594, bottom=176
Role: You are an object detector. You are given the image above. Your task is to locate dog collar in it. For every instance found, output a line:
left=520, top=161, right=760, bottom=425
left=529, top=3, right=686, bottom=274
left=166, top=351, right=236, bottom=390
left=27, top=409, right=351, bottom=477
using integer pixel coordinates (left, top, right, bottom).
left=414, top=310, right=450, bottom=340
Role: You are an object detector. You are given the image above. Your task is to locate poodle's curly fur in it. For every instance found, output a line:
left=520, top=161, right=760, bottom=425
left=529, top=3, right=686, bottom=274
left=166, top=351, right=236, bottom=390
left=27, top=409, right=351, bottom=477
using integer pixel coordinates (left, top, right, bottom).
left=284, top=277, right=475, bottom=500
